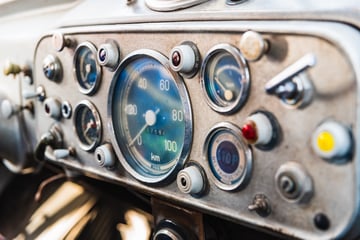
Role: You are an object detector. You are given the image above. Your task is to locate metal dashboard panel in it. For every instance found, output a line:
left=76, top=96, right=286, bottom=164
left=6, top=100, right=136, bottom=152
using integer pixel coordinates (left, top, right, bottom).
left=34, top=21, right=359, bottom=239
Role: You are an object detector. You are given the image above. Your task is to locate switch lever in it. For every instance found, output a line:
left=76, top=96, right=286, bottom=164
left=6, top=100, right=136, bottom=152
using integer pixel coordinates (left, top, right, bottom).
left=265, top=53, right=316, bottom=108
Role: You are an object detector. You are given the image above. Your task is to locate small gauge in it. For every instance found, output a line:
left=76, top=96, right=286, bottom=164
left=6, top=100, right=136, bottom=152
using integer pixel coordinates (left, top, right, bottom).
left=73, top=42, right=102, bottom=95
left=200, top=44, right=250, bottom=114
left=74, top=100, right=102, bottom=151
left=108, top=49, right=192, bottom=184
left=204, top=122, right=252, bottom=191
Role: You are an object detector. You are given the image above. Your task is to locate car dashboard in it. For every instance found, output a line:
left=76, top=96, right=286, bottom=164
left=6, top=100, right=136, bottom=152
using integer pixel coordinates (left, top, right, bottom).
left=0, top=0, right=360, bottom=239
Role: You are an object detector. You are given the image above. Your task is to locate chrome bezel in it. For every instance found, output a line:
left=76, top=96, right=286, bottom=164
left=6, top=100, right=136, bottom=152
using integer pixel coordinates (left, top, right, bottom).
left=200, top=44, right=250, bottom=114
left=108, top=49, right=193, bottom=184
left=73, top=41, right=102, bottom=95
left=203, top=122, right=252, bottom=191
left=73, top=100, right=102, bottom=152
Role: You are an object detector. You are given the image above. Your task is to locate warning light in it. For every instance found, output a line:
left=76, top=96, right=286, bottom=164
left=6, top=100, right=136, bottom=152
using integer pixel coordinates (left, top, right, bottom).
left=241, top=122, right=257, bottom=143
left=316, top=131, right=335, bottom=152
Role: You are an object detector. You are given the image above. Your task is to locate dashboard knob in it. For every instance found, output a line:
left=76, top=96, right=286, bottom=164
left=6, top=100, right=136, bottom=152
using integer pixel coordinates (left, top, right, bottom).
left=53, top=147, right=76, bottom=160
left=177, top=165, right=205, bottom=195
left=169, top=42, right=200, bottom=78
left=312, top=120, right=353, bottom=162
left=43, top=55, right=62, bottom=81
left=239, top=31, right=269, bottom=61
left=1, top=99, right=33, bottom=119
left=95, top=144, right=116, bottom=168
left=3, top=60, right=32, bottom=77
left=23, top=85, right=46, bottom=102
left=242, top=112, right=273, bottom=145
left=97, top=40, right=120, bottom=70
left=52, top=32, right=73, bottom=52
left=44, top=98, right=61, bottom=119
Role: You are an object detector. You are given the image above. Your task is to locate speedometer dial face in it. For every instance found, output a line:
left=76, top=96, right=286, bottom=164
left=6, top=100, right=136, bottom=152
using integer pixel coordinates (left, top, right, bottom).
left=73, top=42, right=102, bottom=95
left=200, top=44, right=250, bottom=114
left=108, top=49, right=192, bottom=184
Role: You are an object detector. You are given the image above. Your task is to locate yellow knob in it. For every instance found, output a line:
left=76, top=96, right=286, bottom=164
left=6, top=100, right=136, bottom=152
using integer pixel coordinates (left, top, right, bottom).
left=3, top=60, right=21, bottom=76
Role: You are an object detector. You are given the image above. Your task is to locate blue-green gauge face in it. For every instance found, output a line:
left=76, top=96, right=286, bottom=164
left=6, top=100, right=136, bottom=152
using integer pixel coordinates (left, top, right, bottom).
left=73, top=42, right=101, bottom=95
left=109, top=50, right=192, bottom=183
left=201, top=44, right=250, bottom=114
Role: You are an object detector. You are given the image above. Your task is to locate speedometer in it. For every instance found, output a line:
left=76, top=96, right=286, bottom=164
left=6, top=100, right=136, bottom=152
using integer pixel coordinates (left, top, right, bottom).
left=108, top=49, right=192, bottom=184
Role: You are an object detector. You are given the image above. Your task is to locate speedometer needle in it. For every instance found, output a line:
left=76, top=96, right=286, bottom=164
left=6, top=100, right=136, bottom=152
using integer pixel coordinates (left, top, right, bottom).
left=214, top=76, right=234, bottom=101
left=129, top=108, right=160, bottom=147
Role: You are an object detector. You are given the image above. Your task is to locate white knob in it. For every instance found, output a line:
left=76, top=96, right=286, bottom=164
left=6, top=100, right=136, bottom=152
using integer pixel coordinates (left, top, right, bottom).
left=242, top=113, right=273, bottom=145
left=97, top=41, right=120, bottom=70
left=1, top=99, right=17, bottom=119
left=312, top=120, right=352, bottom=161
left=170, top=45, right=196, bottom=73
left=239, top=31, right=269, bottom=62
left=54, top=149, right=70, bottom=159
left=44, top=98, right=61, bottom=119
left=95, top=144, right=115, bottom=168
left=177, top=165, right=204, bottom=195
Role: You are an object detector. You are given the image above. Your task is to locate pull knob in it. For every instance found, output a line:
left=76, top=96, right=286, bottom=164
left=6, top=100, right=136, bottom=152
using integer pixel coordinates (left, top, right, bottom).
left=95, top=144, right=116, bottom=168
left=52, top=32, right=73, bottom=52
left=265, top=53, right=316, bottom=108
left=3, top=60, right=32, bottom=77
left=23, top=85, right=46, bottom=102
left=177, top=165, right=206, bottom=195
left=97, top=40, right=120, bottom=70
left=1, top=99, right=33, bottom=119
left=44, top=98, right=61, bottom=119
left=43, top=55, right=62, bottom=81
left=239, top=31, right=269, bottom=61
left=169, top=41, right=200, bottom=78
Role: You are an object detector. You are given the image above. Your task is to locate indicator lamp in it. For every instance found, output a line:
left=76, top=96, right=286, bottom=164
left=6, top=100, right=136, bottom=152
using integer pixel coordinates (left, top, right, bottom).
left=241, top=112, right=273, bottom=146
left=312, top=120, right=353, bottom=162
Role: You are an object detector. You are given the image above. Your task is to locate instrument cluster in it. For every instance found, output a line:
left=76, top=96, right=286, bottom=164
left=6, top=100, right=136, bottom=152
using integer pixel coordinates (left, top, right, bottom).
left=32, top=21, right=360, bottom=239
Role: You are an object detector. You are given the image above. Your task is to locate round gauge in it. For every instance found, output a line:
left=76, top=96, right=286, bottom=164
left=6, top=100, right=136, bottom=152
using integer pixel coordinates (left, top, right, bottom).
left=74, top=100, right=102, bottom=151
left=73, top=42, right=102, bottom=95
left=200, top=44, right=250, bottom=114
left=204, top=122, right=252, bottom=191
left=108, top=49, right=192, bottom=184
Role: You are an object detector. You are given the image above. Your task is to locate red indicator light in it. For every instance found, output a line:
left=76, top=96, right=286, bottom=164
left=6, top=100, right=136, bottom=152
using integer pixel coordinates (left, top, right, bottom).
left=242, top=122, right=258, bottom=143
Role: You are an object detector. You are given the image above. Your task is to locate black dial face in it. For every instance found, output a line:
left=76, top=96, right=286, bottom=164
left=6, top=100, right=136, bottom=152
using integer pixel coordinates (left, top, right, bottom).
left=108, top=49, right=193, bottom=183
left=74, top=100, right=102, bottom=151
left=74, top=42, right=102, bottom=95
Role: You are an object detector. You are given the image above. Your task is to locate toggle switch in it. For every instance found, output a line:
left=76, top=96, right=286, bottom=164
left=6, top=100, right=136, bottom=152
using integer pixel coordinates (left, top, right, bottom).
left=241, top=111, right=280, bottom=150
left=248, top=194, right=271, bottom=217
left=312, top=120, right=353, bottom=163
left=53, top=147, right=76, bottom=160
left=169, top=41, right=200, bottom=78
left=265, top=53, right=316, bottom=108
left=23, top=85, right=46, bottom=102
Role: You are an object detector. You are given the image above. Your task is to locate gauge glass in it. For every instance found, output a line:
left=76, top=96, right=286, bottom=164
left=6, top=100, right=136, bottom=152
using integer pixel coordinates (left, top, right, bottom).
left=201, top=44, right=250, bottom=114
left=204, top=122, right=252, bottom=191
left=108, top=49, right=192, bottom=183
left=73, top=42, right=102, bottom=95
left=74, top=100, right=102, bottom=151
